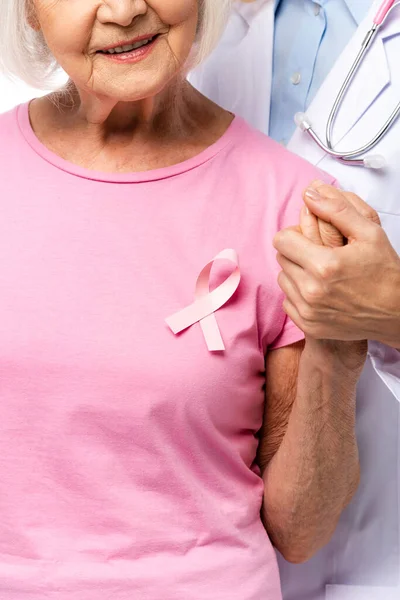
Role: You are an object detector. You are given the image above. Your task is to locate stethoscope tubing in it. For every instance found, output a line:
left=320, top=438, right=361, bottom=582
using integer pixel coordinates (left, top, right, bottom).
left=297, top=0, right=400, bottom=168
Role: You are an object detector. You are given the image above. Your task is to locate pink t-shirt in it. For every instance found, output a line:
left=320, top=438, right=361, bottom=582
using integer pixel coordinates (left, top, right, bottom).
left=0, top=104, right=334, bottom=599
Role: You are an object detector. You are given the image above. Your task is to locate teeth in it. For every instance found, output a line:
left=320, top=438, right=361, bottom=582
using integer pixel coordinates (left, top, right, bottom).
left=103, top=38, right=153, bottom=54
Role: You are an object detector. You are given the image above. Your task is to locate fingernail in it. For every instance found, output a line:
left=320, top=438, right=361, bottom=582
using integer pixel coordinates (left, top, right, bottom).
left=305, top=188, right=322, bottom=202
left=301, top=205, right=310, bottom=216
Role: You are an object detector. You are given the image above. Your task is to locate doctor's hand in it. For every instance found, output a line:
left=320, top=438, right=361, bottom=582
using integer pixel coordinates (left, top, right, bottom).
left=274, top=181, right=400, bottom=349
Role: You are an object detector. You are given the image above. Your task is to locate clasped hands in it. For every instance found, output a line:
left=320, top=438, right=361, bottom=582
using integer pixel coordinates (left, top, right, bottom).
left=273, top=180, right=400, bottom=350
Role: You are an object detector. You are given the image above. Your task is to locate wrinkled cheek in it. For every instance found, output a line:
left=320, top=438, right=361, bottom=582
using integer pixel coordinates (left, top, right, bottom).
left=39, top=15, right=95, bottom=87
left=64, top=57, right=96, bottom=89
left=166, top=23, right=198, bottom=65
left=44, top=19, right=92, bottom=56
left=151, top=0, right=198, bottom=63
left=148, top=0, right=198, bottom=26
left=34, top=1, right=96, bottom=61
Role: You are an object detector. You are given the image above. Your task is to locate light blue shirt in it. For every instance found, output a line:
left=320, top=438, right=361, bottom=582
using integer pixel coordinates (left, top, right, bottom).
left=269, top=0, right=372, bottom=144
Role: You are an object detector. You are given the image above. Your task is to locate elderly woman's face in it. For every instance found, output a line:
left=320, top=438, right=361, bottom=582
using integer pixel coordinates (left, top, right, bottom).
left=31, top=0, right=199, bottom=100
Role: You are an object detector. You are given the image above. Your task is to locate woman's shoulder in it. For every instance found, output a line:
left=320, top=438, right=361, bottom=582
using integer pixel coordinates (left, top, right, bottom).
left=229, top=117, right=335, bottom=187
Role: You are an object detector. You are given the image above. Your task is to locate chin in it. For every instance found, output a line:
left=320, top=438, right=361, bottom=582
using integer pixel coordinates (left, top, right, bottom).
left=97, top=73, right=179, bottom=103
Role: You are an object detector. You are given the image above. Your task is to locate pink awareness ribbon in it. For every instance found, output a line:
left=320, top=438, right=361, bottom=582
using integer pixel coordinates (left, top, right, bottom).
left=165, top=249, right=241, bottom=352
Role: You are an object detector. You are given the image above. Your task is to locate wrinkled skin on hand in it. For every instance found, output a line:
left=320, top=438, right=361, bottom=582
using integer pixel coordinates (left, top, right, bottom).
left=274, top=180, right=400, bottom=368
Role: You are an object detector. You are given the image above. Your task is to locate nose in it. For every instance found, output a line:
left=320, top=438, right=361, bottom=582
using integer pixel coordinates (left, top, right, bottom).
left=98, top=0, right=147, bottom=27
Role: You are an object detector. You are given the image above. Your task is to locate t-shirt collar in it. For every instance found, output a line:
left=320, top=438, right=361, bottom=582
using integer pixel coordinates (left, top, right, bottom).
left=273, top=0, right=370, bottom=25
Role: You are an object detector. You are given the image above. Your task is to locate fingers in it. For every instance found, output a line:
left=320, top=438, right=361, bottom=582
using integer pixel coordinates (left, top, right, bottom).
left=300, top=182, right=344, bottom=248
left=277, top=253, right=327, bottom=327
left=277, top=252, right=304, bottom=285
left=341, top=191, right=381, bottom=226
left=299, top=205, right=323, bottom=245
left=284, top=224, right=302, bottom=234
left=316, top=219, right=345, bottom=248
left=309, top=180, right=380, bottom=226
left=301, top=203, right=344, bottom=248
left=273, top=228, right=332, bottom=271
left=303, top=180, right=381, bottom=242
left=278, top=270, right=303, bottom=308
left=282, top=297, right=304, bottom=333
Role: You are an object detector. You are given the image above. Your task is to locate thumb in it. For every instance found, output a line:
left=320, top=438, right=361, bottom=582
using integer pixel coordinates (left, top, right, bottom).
left=303, top=182, right=378, bottom=243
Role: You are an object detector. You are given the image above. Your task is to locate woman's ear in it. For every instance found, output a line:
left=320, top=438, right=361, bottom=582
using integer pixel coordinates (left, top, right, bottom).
left=26, top=0, right=41, bottom=31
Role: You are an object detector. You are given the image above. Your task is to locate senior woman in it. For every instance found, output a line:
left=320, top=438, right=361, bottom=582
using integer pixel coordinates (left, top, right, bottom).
left=0, top=1, right=364, bottom=599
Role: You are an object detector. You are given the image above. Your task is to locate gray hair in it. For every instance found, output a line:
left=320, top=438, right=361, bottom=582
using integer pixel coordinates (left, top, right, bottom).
left=0, top=0, right=232, bottom=90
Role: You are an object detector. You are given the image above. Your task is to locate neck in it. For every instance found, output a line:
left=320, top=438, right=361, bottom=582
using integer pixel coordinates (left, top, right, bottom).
left=29, top=76, right=230, bottom=173
left=46, top=75, right=205, bottom=140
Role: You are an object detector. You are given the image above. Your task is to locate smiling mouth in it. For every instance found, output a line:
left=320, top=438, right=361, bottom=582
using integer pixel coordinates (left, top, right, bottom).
left=98, top=35, right=159, bottom=55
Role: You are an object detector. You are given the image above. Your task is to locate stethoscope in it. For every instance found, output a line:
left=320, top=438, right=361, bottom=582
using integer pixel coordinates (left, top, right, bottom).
left=295, top=0, right=400, bottom=169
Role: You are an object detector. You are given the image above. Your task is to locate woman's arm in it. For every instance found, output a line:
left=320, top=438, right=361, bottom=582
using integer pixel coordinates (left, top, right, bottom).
left=258, top=337, right=366, bottom=564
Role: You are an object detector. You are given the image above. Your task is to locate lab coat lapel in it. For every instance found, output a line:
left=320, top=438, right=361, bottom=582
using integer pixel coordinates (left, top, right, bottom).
left=287, top=0, right=392, bottom=164
left=220, top=0, right=274, bottom=133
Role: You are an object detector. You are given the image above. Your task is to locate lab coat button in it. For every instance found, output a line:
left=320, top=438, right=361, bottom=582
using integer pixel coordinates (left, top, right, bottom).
left=290, top=72, right=301, bottom=85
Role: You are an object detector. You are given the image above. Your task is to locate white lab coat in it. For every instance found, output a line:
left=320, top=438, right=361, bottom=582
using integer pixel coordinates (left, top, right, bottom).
left=190, top=1, right=400, bottom=599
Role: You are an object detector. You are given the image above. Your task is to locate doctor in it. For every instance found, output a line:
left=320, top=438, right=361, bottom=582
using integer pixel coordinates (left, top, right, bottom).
left=190, top=1, right=400, bottom=599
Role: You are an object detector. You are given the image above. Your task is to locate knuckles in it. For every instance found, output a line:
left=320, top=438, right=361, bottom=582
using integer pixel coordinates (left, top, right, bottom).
left=361, top=207, right=381, bottom=226
left=313, top=253, right=341, bottom=282
left=368, top=222, right=386, bottom=245
left=301, top=280, right=325, bottom=305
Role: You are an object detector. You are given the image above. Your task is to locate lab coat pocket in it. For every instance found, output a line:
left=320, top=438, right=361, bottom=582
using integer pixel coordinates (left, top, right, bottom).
left=326, top=585, right=400, bottom=600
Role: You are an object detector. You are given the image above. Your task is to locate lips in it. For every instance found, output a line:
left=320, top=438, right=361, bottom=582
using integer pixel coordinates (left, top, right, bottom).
left=97, top=35, right=159, bottom=55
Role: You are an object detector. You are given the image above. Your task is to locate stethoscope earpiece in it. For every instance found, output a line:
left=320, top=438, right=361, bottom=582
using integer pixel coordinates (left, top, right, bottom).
left=362, top=155, right=387, bottom=169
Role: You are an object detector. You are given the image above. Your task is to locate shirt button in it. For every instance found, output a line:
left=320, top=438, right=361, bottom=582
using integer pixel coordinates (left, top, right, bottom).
left=313, top=3, right=321, bottom=16
left=290, top=72, right=301, bottom=85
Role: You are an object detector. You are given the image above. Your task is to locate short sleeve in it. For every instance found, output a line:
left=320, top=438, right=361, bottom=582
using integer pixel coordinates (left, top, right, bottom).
left=268, top=314, right=305, bottom=351
left=257, top=157, right=338, bottom=355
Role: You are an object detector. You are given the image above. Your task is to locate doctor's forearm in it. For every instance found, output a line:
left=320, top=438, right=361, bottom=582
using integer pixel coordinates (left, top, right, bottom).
left=262, top=339, right=363, bottom=564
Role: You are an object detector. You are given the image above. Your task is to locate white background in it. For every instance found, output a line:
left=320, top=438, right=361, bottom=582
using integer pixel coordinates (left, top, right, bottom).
left=0, top=75, right=48, bottom=114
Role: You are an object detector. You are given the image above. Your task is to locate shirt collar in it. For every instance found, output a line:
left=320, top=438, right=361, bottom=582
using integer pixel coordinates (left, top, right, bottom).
left=344, top=0, right=372, bottom=25
left=239, top=0, right=371, bottom=25
left=273, top=0, right=370, bottom=25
